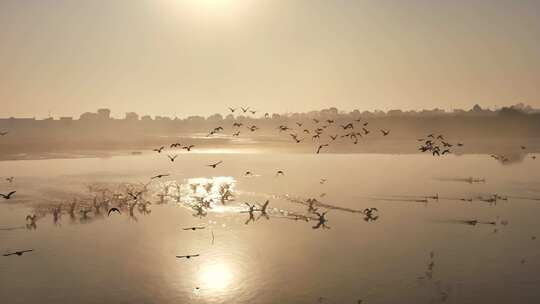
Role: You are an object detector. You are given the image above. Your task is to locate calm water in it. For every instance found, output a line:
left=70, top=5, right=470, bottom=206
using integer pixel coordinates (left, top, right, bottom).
left=1, top=152, right=539, bottom=303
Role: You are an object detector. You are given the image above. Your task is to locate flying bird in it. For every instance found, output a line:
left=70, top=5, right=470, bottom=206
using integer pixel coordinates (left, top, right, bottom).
left=153, top=146, right=165, bottom=153
left=3, top=249, right=33, bottom=257
left=241, top=107, right=249, bottom=113
left=183, top=145, right=195, bottom=151
left=0, top=191, right=16, bottom=199
left=170, top=142, right=182, bottom=148
left=316, top=144, right=329, bottom=154
left=167, top=154, right=178, bottom=162
left=6, top=177, right=14, bottom=183
left=151, top=174, right=170, bottom=179
left=107, top=208, right=121, bottom=216
left=208, top=161, right=223, bottom=168
left=276, top=170, right=285, bottom=176
left=176, top=254, right=200, bottom=259
left=380, top=129, right=390, bottom=136
left=182, top=226, right=205, bottom=231
left=228, top=107, right=236, bottom=113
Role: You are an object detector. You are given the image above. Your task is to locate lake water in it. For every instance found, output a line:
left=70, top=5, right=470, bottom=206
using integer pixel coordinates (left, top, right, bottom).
left=1, top=151, right=539, bottom=303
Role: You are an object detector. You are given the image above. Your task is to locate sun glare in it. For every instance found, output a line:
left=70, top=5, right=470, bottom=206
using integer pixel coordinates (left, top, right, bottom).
left=198, top=262, right=234, bottom=291
left=176, top=0, right=244, bottom=19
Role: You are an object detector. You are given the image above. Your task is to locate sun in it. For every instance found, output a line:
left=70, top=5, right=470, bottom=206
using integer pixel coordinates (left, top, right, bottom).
left=179, top=0, right=244, bottom=18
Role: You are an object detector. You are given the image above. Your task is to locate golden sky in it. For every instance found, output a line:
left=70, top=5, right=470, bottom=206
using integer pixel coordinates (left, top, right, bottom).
left=1, top=0, right=539, bottom=118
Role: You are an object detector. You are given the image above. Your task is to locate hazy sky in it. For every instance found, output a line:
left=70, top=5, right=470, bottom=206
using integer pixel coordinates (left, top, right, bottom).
left=1, top=0, right=539, bottom=118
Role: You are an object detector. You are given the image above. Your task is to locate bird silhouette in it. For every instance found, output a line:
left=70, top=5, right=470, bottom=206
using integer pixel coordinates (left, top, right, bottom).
left=208, top=161, right=223, bottom=168
left=5, top=177, right=14, bottom=183
left=108, top=208, right=121, bottom=216
left=170, top=142, right=182, bottom=148
left=151, top=174, right=170, bottom=179
left=233, top=131, right=240, bottom=136
left=0, top=191, right=16, bottom=199
left=312, top=211, right=330, bottom=229
left=380, top=129, right=390, bottom=136
left=183, top=226, right=205, bottom=231
left=233, top=122, right=243, bottom=127
left=316, top=144, right=329, bottom=154
left=329, top=135, right=338, bottom=141
left=340, top=123, right=354, bottom=130
left=167, top=154, right=178, bottom=162
left=3, top=249, right=33, bottom=257
left=276, top=170, right=285, bottom=176
left=153, top=146, right=165, bottom=153
left=241, top=106, right=249, bottom=113
left=183, top=145, right=195, bottom=151
left=176, top=254, right=200, bottom=259
left=228, top=107, right=236, bottom=113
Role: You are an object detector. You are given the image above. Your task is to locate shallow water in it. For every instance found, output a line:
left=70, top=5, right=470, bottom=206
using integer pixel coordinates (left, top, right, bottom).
left=1, top=152, right=539, bottom=303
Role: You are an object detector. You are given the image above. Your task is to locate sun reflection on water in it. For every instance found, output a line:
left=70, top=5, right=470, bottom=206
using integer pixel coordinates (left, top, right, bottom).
left=163, top=176, right=241, bottom=213
left=198, top=262, right=235, bottom=291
